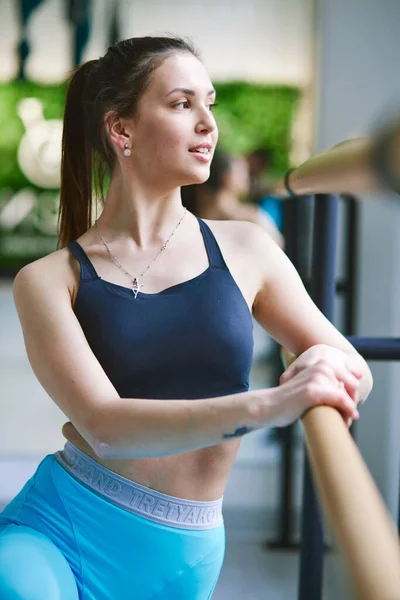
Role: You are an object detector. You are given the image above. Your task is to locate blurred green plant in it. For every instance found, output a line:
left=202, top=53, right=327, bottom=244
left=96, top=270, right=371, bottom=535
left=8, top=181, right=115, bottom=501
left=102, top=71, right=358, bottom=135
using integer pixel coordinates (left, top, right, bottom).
left=0, top=80, right=67, bottom=190
left=0, top=80, right=299, bottom=268
left=214, top=81, right=300, bottom=175
left=0, top=80, right=299, bottom=191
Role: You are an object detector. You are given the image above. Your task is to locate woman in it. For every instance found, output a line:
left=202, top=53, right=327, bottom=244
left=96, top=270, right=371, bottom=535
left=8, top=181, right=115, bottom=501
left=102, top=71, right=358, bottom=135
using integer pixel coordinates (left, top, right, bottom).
left=0, top=36, right=372, bottom=599
left=181, top=149, right=285, bottom=247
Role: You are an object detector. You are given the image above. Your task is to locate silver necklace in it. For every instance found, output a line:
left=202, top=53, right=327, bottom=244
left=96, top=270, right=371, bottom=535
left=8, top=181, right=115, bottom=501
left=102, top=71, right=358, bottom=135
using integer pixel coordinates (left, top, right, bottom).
left=94, top=208, right=187, bottom=298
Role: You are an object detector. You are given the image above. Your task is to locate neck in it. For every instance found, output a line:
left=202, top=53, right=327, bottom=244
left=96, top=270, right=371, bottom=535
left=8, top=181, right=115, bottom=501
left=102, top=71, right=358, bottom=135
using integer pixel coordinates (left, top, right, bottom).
left=96, top=168, right=186, bottom=248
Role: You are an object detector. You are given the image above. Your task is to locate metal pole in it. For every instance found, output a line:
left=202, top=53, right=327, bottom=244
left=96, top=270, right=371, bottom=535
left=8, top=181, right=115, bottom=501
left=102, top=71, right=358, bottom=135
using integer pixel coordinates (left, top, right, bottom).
left=268, top=197, right=313, bottom=550
left=267, top=198, right=298, bottom=549
left=346, top=337, right=400, bottom=359
left=398, top=467, right=400, bottom=535
left=344, top=196, right=358, bottom=337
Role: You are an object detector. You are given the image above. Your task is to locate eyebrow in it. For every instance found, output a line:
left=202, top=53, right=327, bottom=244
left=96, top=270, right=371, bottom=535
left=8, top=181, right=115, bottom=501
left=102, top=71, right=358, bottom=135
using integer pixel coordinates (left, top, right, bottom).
left=166, top=87, right=216, bottom=98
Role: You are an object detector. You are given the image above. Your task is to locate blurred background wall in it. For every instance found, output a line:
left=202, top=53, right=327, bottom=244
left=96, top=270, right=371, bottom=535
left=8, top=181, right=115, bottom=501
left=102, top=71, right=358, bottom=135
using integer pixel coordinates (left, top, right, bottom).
left=0, top=0, right=314, bottom=84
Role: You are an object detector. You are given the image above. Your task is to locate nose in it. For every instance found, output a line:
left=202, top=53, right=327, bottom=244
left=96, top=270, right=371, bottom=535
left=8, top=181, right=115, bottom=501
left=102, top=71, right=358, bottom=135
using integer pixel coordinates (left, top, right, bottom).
left=195, top=107, right=217, bottom=135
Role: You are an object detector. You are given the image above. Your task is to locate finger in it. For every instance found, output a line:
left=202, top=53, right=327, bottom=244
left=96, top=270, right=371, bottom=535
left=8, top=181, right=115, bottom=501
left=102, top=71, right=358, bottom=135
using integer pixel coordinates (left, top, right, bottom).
left=353, top=389, right=361, bottom=406
left=334, top=403, right=354, bottom=428
left=310, top=387, right=360, bottom=420
left=338, top=390, right=360, bottom=419
left=334, top=366, right=360, bottom=388
left=344, top=415, right=353, bottom=428
left=280, top=362, right=300, bottom=384
left=321, top=371, right=358, bottom=407
left=337, top=382, right=355, bottom=407
left=345, top=358, right=363, bottom=379
left=333, top=367, right=361, bottom=401
left=348, top=368, right=363, bottom=379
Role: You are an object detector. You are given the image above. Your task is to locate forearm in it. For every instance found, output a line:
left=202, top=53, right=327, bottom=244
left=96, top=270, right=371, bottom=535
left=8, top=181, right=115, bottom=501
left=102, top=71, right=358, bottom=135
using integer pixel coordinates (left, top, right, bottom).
left=92, top=390, right=266, bottom=459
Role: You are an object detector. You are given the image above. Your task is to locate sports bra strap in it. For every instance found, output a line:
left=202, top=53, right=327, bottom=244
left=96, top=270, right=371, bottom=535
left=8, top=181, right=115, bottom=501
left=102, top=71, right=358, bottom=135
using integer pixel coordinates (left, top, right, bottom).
left=197, top=218, right=228, bottom=270
left=68, top=241, right=99, bottom=281
left=68, top=221, right=226, bottom=280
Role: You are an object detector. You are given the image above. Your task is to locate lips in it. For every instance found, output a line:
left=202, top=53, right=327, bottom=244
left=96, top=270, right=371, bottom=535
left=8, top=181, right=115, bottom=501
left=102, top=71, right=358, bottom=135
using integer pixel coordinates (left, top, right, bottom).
left=189, top=143, right=212, bottom=154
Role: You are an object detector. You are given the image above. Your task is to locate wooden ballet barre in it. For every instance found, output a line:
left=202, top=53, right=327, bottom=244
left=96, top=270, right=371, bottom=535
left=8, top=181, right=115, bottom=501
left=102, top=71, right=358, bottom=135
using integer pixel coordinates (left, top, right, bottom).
left=273, top=120, right=400, bottom=198
left=281, top=347, right=400, bottom=600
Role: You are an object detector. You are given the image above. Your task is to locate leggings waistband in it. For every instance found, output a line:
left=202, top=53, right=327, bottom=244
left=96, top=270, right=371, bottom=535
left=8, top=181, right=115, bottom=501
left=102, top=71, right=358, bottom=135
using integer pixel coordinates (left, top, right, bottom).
left=54, top=442, right=223, bottom=530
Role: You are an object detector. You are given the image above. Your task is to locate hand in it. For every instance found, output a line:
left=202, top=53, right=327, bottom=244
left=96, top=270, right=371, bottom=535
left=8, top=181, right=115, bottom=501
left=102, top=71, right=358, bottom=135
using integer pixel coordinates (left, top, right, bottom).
left=265, top=360, right=360, bottom=428
left=280, top=344, right=363, bottom=408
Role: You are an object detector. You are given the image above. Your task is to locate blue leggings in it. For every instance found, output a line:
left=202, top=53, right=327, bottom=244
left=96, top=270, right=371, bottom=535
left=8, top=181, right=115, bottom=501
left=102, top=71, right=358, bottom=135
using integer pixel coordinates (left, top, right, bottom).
left=0, top=454, right=225, bottom=599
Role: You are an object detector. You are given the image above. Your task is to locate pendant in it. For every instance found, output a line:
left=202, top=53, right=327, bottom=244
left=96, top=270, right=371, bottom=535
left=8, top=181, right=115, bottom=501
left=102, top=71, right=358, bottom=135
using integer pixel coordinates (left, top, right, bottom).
left=132, top=278, right=143, bottom=299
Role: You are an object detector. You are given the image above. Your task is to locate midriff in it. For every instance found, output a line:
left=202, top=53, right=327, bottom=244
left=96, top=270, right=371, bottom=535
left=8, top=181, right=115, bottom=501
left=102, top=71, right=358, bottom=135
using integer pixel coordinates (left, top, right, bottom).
left=61, top=421, right=241, bottom=501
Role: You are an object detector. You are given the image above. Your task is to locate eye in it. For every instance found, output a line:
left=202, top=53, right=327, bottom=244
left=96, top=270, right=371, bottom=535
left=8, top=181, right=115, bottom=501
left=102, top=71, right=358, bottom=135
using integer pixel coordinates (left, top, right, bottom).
left=174, top=101, right=190, bottom=110
left=207, top=103, right=218, bottom=111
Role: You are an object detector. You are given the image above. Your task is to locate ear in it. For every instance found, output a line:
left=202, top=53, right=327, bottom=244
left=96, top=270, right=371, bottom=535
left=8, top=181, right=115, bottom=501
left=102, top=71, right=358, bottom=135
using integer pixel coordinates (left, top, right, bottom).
left=104, top=110, right=134, bottom=152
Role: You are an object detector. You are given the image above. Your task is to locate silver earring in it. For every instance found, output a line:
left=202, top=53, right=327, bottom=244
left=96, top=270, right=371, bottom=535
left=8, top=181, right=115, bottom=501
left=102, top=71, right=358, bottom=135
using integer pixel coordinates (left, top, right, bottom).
left=123, top=143, right=131, bottom=157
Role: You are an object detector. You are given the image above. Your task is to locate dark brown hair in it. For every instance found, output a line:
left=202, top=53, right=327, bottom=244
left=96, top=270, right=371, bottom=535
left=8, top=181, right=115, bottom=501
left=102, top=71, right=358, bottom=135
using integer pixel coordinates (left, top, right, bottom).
left=57, top=36, right=199, bottom=248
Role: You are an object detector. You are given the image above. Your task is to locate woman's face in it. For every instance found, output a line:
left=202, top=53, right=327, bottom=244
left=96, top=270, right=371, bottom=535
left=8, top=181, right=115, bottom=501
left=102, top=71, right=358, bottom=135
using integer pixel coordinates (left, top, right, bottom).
left=128, top=52, right=218, bottom=189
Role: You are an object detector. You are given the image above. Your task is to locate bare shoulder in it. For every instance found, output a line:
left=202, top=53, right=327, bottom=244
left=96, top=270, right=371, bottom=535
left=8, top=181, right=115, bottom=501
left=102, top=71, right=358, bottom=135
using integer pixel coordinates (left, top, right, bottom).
left=203, top=218, right=279, bottom=270
left=13, top=245, right=78, bottom=307
left=199, top=219, right=282, bottom=305
left=202, top=218, right=264, bottom=249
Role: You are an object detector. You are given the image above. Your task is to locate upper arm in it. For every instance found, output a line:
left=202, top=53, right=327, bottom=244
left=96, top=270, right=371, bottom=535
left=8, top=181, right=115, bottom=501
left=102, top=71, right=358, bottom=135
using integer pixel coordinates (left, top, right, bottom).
left=251, top=226, right=357, bottom=357
left=13, top=261, right=119, bottom=449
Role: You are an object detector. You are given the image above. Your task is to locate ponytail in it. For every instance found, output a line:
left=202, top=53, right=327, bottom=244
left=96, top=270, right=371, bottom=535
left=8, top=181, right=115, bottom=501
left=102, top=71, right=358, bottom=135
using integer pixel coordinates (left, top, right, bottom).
left=57, top=60, right=97, bottom=249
